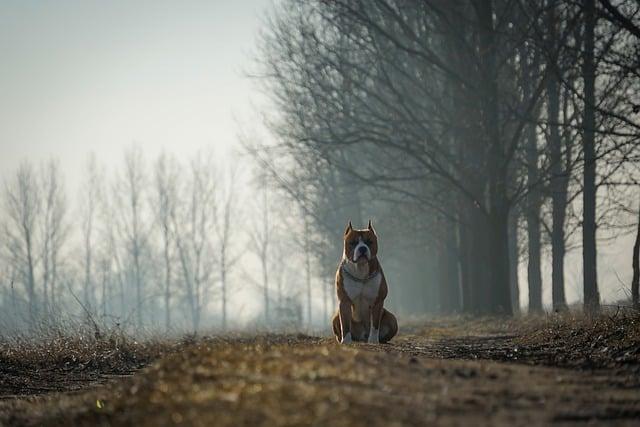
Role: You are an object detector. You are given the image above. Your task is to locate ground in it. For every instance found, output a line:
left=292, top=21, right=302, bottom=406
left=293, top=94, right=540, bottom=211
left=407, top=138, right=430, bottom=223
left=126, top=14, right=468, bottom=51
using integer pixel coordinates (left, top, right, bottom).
left=1, top=314, right=639, bottom=426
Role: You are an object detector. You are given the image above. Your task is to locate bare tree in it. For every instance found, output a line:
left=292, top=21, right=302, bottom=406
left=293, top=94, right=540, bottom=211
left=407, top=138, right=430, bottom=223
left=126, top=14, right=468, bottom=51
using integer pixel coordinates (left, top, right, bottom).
left=101, top=195, right=127, bottom=320
left=172, top=152, right=218, bottom=333
left=153, top=152, right=179, bottom=332
left=250, top=183, right=271, bottom=324
left=2, top=162, right=41, bottom=324
left=113, top=146, right=150, bottom=330
left=542, top=0, right=575, bottom=312
left=582, top=0, right=601, bottom=313
left=215, top=165, right=239, bottom=331
left=257, top=0, right=566, bottom=314
left=79, top=154, right=102, bottom=313
left=97, top=250, right=112, bottom=318
left=40, top=159, right=68, bottom=315
left=521, top=43, right=543, bottom=313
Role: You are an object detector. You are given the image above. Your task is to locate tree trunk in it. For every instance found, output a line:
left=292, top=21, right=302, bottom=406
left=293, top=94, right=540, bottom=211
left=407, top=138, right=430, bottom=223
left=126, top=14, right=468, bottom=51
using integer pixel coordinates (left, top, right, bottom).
left=456, top=213, right=467, bottom=312
left=330, top=272, right=336, bottom=315
left=478, top=0, right=512, bottom=315
left=488, top=207, right=513, bottom=315
left=632, top=192, right=639, bottom=308
left=84, top=232, right=92, bottom=314
left=521, top=37, right=543, bottom=314
left=262, top=186, right=270, bottom=325
left=457, top=218, right=472, bottom=313
left=42, top=240, right=49, bottom=319
left=134, top=247, right=143, bottom=329
left=221, top=258, right=227, bottom=331
left=582, top=0, right=600, bottom=314
left=322, top=275, right=328, bottom=324
left=468, top=207, right=489, bottom=313
left=263, top=255, right=269, bottom=324
left=439, top=214, right=461, bottom=313
left=164, top=236, right=171, bottom=332
left=304, top=216, right=312, bottom=328
left=51, top=256, right=57, bottom=310
left=25, top=230, right=37, bottom=325
left=547, top=0, right=568, bottom=312
left=526, top=128, right=543, bottom=313
left=508, top=209, right=520, bottom=313
left=101, top=263, right=108, bottom=318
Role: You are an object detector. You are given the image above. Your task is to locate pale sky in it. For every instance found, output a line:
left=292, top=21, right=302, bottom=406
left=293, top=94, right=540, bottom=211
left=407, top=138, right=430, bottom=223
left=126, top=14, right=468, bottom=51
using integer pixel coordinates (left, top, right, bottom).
left=0, top=0, right=271, bottom=185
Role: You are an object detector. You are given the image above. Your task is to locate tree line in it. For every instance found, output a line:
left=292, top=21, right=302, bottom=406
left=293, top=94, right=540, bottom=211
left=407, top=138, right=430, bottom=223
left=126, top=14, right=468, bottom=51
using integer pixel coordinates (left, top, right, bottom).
left=0, top=148, right=323, bottom=334
left=255, top=0, right=640, bottom=315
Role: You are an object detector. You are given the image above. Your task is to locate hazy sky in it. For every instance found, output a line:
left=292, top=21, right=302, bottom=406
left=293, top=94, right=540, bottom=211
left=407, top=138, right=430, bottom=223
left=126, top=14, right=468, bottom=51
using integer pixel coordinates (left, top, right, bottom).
left=0, top=0, right=271, bottom=185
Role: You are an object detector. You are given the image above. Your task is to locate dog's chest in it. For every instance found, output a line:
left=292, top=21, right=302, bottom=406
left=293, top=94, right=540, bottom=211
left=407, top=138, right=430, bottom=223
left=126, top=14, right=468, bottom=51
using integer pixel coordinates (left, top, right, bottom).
left=343, top=272, right=381, bottom=321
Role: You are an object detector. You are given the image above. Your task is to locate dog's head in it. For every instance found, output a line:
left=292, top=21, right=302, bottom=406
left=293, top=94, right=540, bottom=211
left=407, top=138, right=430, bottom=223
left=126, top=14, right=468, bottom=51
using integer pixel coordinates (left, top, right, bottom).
left=343, top=220, right=378, bottom=263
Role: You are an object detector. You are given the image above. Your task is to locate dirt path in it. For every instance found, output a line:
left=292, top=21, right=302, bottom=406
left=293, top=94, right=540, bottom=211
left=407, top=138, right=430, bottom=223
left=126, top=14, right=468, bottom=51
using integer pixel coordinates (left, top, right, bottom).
left=1, top=329, right=639, bottom=426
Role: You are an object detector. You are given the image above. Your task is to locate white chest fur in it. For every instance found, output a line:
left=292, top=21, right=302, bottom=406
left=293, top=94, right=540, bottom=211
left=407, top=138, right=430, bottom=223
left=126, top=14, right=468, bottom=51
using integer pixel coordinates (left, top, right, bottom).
left=342, top=264, right=382, bottom=322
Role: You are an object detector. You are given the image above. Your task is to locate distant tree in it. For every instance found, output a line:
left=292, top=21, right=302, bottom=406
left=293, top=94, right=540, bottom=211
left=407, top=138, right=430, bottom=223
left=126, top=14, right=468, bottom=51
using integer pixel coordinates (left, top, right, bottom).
left=40, top=159, right=68, bottom=315
left=101, top=194, right=127, bottom=320
left=113, top=146, right=151, bottom=330
left=215, top=165, right=240, bottom=331
left=79, top=154, right=102, bottom=314
left=171, top=152, right=218, bottom=333
left=2, top=162, right=41, bottom=324
left=153, top=152, right=179, bottom=332
left=250, top=183, right=271, bottom=324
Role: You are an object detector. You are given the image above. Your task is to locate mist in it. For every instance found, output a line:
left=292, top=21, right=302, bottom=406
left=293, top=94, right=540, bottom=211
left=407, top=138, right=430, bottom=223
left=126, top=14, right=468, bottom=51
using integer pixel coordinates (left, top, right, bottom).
left=1, top=0, right=639, bottom=336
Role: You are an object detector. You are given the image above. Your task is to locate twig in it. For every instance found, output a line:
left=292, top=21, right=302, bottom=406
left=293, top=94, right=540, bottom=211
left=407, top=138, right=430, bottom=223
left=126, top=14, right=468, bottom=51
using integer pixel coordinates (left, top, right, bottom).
left=67, top=282, right=102, bottom=340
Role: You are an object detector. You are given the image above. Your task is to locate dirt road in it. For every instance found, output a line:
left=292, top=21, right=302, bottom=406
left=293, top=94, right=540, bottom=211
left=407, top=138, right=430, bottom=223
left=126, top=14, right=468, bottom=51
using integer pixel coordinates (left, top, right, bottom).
left=1, top=320, right=639, bottom=426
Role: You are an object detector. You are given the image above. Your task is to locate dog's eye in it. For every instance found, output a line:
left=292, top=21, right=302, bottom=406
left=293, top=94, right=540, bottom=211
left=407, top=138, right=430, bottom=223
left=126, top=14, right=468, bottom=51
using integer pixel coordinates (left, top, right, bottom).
left=350, top=240, right=358, bottom=246
left=364, top=239, right=372, bottom=246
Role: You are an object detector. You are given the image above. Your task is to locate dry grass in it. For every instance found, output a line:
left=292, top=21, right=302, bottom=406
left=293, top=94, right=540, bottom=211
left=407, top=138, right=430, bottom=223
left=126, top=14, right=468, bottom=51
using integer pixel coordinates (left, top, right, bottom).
left=1, top=312, right=640, bottom=426
left=0, top=325, right=178, bottom=397
left=516, top=309, right=640, bottom=370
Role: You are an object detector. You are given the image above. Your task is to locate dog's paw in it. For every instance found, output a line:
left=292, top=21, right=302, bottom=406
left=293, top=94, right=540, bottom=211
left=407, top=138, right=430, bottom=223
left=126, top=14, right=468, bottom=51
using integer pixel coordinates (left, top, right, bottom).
left=368, top=329, right=379, bottom=344
left=341, top=332, right=353, bottom=344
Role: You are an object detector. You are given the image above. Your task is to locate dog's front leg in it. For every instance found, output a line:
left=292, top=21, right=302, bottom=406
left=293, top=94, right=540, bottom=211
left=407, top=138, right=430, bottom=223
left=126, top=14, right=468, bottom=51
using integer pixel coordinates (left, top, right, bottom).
left=339, top=300, right=353, bottom=344
left=368, top=300, right=383, bottom=344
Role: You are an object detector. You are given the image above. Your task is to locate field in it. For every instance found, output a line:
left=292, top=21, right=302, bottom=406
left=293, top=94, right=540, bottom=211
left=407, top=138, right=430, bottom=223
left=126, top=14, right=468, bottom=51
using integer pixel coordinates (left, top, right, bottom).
left=1, top=313, right=639, bottom=426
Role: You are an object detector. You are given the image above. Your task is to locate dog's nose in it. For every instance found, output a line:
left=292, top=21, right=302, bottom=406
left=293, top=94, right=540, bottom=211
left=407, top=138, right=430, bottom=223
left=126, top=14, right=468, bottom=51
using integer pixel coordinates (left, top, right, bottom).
left=358, top=246, right=367, bottom=254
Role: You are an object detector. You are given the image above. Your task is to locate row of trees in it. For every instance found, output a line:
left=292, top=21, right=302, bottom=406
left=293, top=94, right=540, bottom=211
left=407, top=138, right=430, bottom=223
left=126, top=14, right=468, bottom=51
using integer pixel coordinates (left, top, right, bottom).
left=256, top=0, right=640, bottom=314
left=0, top=148, right=324, bottom=333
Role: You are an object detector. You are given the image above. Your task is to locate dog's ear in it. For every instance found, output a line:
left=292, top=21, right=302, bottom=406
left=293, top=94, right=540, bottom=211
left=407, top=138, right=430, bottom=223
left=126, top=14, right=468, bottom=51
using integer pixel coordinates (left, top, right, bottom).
left=367, top=219, right=375, bottom=233
left=344, top=220, right=353, bottom=235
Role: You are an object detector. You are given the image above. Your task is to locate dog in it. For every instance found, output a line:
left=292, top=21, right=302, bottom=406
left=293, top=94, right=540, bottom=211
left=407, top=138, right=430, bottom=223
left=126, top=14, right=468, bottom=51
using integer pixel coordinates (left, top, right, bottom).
left=332, top=220, right=398, bottom=344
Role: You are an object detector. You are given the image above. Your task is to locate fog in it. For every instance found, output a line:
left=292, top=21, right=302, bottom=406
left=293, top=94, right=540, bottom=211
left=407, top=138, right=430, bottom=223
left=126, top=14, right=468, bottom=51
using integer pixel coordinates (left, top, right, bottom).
left=1, top=0, right=639, bottom=336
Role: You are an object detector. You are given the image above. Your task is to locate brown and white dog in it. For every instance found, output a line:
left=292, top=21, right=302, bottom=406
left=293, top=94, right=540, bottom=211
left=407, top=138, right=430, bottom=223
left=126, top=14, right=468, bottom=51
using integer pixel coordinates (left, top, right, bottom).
left=332, top=220, right=398, bottom=344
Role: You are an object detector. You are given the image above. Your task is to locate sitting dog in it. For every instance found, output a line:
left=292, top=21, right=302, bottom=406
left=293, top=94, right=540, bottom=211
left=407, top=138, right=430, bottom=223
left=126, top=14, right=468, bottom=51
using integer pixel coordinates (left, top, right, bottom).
left=332, top=220, right=398, bottom=344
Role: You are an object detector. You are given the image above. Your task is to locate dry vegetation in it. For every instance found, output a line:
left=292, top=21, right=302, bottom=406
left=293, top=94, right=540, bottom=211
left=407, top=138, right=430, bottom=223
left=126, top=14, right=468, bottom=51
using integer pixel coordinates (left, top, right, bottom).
left=517, top=310, right=640, bottom=371
left=0, top=325, right=177, bottom=397
left=396, top=310, right=640, bottom=381
left=1, top=312, right=639, bottom=426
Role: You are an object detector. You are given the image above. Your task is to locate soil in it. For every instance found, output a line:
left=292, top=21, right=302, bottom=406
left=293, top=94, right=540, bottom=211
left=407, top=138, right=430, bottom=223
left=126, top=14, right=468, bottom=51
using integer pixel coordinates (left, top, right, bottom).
left=1, top=316, right=639, bottom=426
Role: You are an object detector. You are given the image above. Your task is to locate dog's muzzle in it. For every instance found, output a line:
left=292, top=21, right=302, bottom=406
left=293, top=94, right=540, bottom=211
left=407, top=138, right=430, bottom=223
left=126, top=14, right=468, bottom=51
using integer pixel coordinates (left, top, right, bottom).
left=353, top=242, right=371, bottom=262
